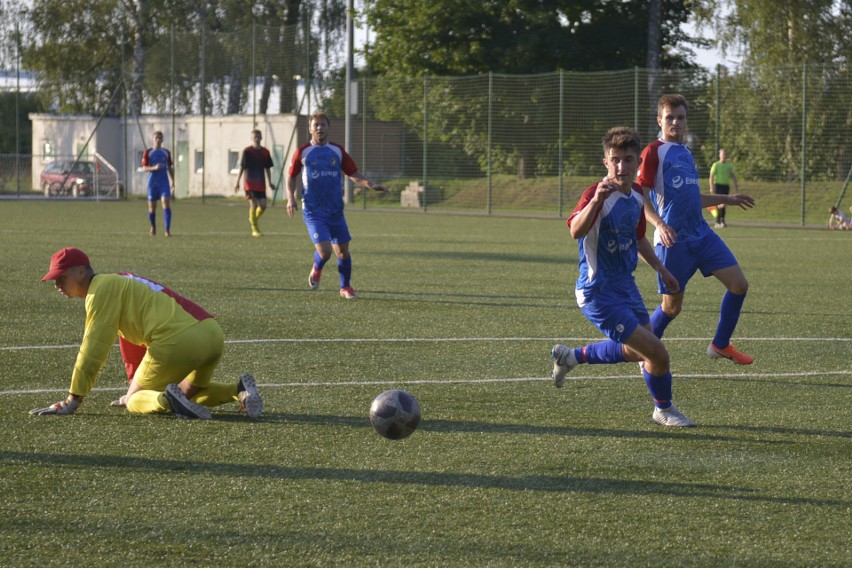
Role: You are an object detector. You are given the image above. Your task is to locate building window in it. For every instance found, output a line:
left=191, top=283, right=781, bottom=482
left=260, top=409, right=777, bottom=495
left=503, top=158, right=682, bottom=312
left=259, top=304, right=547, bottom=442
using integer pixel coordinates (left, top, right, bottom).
left=42, top=141, right=54, bottom=162
left=194, top=150, right=204, bottom=173
left=228, top=150, right=240, bottom=174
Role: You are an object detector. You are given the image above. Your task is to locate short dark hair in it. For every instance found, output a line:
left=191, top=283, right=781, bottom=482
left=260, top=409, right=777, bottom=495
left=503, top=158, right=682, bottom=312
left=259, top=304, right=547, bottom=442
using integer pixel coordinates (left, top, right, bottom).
left=658, top=94, right=689, bottom=116
left=602, top=126, right=642, bottom=156
left=310, top=112, right=330, bottom=126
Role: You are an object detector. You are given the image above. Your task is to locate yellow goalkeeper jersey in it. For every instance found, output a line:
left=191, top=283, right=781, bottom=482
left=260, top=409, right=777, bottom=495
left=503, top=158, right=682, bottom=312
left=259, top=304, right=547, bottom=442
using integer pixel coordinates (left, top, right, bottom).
left=70, top=273, right=213, bottom=397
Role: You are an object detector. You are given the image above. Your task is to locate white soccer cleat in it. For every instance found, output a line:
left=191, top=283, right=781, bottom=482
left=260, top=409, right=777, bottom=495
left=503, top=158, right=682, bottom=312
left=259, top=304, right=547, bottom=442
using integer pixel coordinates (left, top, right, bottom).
left=237, top=373, right=264, bottom=418
left=652, top=404, right=695, bottom=427
left=550, top=344, right=578, bottom=388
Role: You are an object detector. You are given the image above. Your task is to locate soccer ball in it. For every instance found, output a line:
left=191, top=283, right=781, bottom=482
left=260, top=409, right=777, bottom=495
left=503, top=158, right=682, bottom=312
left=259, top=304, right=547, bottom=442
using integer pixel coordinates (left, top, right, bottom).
left=369, top=389, right=421, bottom=440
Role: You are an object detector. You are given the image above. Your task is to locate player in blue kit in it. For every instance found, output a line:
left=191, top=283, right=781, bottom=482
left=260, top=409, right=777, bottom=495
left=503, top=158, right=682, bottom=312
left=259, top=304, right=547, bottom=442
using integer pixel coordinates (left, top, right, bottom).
left=637, top=95, right=756, bottom=364
left=550, top=127, right=694, bottom=427
left=140, top=131, right=175, bottom=237
left=285, top=112, right=386, bottom=299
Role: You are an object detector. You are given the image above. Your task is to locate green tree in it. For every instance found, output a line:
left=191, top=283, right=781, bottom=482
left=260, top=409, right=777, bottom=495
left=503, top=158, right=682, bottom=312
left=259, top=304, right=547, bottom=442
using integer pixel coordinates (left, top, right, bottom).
left=694, top=0, right=851, bottom=182
left=364, top=0, right=697, bottom=76
left=0, top=92, right=45, bottom=153
left=360, top=0, right=699, bottom=179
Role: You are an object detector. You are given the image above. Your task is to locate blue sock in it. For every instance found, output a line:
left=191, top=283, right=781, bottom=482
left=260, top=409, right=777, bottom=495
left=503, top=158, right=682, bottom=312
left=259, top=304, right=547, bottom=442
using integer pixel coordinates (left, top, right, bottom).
left=148, top=211, right=156, bottom=228
left=313, top=251, right=329, bottom=271
left=650, top=306, right=674, bottom=339
left=574, top=341, right=625, bottom=365
left=338, top=255, right=352, bottom=288
left=713, top=291, right=746, bottom=349
left=643, top=368, right=673, bottom=408
left=163, top=208, right=171, bottom=231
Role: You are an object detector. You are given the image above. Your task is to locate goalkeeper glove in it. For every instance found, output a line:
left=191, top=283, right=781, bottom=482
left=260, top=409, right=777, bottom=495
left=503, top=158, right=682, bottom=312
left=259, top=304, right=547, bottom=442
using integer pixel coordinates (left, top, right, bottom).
left=29, top=398, right=80, bottom=416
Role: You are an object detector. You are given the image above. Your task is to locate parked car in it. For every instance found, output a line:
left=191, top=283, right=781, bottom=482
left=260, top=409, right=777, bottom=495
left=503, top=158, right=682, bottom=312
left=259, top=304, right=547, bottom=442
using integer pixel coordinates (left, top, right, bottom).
left=40, top=160, right=96, bottom=197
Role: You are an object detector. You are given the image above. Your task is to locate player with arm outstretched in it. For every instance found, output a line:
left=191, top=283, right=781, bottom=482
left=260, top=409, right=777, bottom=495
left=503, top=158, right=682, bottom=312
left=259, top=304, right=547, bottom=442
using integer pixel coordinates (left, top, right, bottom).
left=285, top=112, right=386, bottom=300
left=638, top=94, right=756, bottom=365
left=549, top=127, right=694, bottom=427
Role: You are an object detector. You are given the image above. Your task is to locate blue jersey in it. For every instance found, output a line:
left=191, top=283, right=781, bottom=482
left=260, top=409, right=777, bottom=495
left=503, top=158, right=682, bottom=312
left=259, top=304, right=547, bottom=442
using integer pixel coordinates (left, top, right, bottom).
left=568, top=183, right=647, bottom=303
left=637, top=139, right=710, bottom=244
left=141, top=147, right=172, bottom=191
left=288, top=141, right=358, bottom=217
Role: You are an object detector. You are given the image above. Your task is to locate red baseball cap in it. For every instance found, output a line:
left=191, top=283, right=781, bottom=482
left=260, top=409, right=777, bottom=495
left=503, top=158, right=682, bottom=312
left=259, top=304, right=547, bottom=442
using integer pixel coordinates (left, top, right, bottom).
left=41, top=247, right=90, bottom=282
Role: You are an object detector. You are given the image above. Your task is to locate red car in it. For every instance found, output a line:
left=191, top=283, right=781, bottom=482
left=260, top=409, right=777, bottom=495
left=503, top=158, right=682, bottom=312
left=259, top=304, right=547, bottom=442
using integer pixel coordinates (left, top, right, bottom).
left=40, top=160, right=95, bottom=197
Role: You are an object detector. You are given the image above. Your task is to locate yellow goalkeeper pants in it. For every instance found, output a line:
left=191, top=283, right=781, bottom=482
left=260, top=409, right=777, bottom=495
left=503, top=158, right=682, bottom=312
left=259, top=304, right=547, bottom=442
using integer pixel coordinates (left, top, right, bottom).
left=126, top=318, right=239, bottom=414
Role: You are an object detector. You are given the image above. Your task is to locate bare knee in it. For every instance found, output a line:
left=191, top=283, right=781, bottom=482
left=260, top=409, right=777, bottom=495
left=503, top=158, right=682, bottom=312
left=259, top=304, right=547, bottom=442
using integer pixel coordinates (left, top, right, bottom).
left=729, top=277, right=748, bottom=296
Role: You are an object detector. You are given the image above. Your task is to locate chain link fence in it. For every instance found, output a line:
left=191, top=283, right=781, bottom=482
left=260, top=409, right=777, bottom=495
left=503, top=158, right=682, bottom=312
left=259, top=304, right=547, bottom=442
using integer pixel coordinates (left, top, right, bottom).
left=3, top=25, right=850, bottom=224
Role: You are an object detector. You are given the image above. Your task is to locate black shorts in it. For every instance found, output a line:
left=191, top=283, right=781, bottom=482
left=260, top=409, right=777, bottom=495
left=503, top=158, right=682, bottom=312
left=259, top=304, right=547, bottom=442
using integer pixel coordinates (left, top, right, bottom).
left=245, top=190, right=267, bottom=201
left=714, top=184, right=730, bottom=195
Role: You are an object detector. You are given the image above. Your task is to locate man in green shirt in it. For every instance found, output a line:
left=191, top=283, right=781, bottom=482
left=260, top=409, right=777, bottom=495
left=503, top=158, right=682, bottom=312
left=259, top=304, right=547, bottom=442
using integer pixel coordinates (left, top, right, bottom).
left=709, top=149, right=739, bottom=228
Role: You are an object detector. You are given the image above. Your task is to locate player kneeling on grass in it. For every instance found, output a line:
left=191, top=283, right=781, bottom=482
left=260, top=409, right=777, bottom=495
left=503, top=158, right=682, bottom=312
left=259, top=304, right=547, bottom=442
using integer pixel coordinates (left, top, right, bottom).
left=550, top=127, right=694, bottom=427
left=30, top=247, right=263, bottom=420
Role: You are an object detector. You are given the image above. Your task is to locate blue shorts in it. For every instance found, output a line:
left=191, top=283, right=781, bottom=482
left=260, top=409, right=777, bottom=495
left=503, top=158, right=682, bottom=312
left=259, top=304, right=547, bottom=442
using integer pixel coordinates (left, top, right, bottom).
left=148, top=185, right=172, bottom=201
left=576, top=279, right=650, bottom=343
left=656, top=230, right=738, bottom=294
left=303, top=211, right=351, bottom=245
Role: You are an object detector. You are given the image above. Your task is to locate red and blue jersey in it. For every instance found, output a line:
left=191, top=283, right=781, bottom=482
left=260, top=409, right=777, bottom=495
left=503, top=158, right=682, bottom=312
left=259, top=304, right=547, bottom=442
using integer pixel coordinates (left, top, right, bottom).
left=637, top=139, right=710, bottom=244
left=568, top=183, right=646, bottom=297
left=288, top=141, right=358, bottom=217
left=141, top=147, right=172, bottom=191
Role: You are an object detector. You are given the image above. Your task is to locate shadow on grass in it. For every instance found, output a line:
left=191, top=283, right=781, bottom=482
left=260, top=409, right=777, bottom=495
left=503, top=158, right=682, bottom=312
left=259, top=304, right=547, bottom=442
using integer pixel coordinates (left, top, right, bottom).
left=1, top=450, right=846, bottom=507
left=261, top=412, right=788, bottom=444
left=228, top=286, right=568, bottom=309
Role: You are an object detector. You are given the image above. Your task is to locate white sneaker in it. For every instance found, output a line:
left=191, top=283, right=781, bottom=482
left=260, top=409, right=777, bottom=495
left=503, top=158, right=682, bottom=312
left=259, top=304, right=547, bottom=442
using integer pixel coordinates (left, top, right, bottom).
left=550, top=344, right=578, bottom=388
left=164, top=384, right=212, bottom=420
left=237, top=373, right=263, bottom=418
left=652, top=404, right=695, bottom=427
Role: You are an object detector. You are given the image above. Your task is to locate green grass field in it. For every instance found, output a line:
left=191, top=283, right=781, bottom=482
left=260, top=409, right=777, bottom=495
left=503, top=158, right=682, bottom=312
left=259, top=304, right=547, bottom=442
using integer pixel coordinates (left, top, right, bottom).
left=1, top=199, right=850, bottom=567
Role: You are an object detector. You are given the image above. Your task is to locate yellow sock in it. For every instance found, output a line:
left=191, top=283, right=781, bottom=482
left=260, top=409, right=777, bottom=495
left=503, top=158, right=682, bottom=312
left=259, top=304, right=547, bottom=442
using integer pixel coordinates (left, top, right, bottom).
left=255, top=206, right=266, bottom=219
left=249, top=208, right=257, bottom=229
left=191, top=382, right=239, bottom=408
left=126, top=390, right=171, bottom=414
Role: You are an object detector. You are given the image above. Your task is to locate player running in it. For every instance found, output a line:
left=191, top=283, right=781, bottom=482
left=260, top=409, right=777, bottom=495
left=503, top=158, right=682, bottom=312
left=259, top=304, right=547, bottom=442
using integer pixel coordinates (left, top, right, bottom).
left=550, top=127, right=694, bottom=427
left=638, top=94, right=756, bottom=365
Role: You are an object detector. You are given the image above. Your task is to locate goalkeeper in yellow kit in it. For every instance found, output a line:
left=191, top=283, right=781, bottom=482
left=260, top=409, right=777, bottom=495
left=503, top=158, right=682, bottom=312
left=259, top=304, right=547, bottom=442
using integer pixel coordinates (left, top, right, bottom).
left=30, top=247, right=263, bottom=420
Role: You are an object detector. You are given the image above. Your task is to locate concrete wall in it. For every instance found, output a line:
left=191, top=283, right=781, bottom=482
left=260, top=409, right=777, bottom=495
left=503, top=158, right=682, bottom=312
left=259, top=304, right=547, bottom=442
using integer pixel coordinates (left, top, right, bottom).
left=31, top=114, right=300, bottom=197
left=30, top=113, right=404, bottom=197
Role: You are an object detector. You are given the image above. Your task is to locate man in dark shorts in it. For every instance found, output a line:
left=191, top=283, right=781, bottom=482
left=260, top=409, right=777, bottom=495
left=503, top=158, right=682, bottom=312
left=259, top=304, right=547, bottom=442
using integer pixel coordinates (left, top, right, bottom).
left=234, top=129, right=275, bottom=237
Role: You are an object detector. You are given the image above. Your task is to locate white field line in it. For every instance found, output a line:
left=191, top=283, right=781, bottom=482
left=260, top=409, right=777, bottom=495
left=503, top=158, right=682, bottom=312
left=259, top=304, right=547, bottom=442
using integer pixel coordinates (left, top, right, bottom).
left=3, top=371, right=851, bottom=398
left=2, top=335, right=851, bottom=352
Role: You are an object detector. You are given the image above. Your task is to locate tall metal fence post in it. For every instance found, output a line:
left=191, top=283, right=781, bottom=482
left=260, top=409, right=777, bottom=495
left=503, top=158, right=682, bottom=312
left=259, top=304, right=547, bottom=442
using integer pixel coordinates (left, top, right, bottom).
left=362, top=77, right=367, bottom=210
left=15, top=21, right=20, bottom=196
left=170, top=25, right=175, bottom=194
left=715, top=64, right=721, bottom=157
left=558, top=69, right=565, bottom=217
left=252, top=20, right=257, bottom=127
left=800, top=63, right=807, bottom=225
left=201, top=22, right=206, bottom=203
left=633, top=66, right=639, bottom=131
left=487, top=71, right=493, bottom=215
left=422, top=74, right=428, bottom=212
